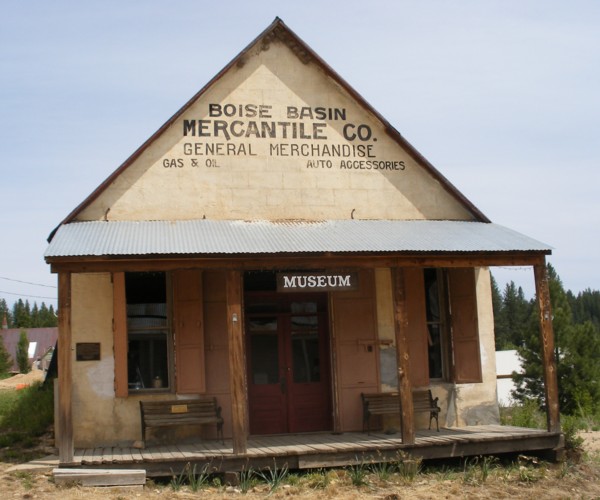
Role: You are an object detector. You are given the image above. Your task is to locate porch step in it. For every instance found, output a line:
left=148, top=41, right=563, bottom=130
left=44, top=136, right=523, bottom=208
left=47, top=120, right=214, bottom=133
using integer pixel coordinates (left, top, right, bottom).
left=53, top=468, right=146, bottom=487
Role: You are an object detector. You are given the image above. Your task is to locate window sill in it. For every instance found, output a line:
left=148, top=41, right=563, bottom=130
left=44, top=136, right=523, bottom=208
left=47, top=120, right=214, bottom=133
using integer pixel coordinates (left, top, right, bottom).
left=128, top=388, right=172, bottom=395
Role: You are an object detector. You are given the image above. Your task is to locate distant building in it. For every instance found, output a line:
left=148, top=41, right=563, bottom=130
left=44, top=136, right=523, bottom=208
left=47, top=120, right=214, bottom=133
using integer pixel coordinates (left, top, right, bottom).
left=496, top=350, right=523, bottom=406
left=0, top=328, right=58, bottom=372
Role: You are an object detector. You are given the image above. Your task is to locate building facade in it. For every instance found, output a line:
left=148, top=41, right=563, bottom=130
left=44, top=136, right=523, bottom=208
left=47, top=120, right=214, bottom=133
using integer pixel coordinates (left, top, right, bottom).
left=45, top=19, right=559, bottom=465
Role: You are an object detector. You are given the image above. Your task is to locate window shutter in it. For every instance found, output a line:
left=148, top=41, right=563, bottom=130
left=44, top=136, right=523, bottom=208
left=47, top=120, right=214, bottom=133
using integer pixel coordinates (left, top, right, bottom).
left=173, top=270, right=206, bottom=393
left=404, top=268, right=430, bottom=388
left=113, top=272, right=128, bottom=398
left=448, top=268, right=482, bottom=383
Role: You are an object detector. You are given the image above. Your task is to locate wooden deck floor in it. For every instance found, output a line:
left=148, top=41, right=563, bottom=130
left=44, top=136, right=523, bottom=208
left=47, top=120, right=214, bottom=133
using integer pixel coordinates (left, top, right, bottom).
left=69, top=425, right=563, bottom=476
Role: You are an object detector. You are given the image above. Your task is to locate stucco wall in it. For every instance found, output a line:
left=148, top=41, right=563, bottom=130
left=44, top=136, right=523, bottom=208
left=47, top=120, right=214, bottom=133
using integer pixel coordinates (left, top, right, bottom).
left=450, top=267, right=499, bottom=427
left=70, top=273, right=127, bottom=446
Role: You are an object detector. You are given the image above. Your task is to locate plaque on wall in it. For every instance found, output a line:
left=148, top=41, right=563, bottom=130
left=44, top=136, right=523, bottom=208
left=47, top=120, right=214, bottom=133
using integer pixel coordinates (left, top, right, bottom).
left=76, top=343, right=101, bottom=361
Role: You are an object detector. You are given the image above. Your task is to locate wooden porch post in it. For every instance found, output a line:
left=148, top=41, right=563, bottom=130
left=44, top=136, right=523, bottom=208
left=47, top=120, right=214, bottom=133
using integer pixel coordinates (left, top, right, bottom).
left=226, top=270, right=249, bottom=454
left=57, top=272, right=74, bottom=464
left=392, top=268, right=415, bottom=445
left=534, top=261, right=561, bottom=433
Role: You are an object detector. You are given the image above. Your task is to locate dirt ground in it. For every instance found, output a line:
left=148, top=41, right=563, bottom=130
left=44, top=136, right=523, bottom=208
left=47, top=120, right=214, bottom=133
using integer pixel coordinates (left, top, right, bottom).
left=0, top=369, right=46, bottom=390
left=1, top=374, right=599, bottom=499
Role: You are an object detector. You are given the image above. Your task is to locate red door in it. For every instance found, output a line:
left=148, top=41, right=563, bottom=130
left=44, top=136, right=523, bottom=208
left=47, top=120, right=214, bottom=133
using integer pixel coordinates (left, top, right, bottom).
left=247, top=294, right=332, bottom=435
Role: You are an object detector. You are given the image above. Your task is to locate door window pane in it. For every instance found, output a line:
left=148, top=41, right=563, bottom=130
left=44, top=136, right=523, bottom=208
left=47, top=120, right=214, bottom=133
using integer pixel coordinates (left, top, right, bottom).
left=249, top=317, right=279, bottom=384
left=291, top=315, right=320, bottom=383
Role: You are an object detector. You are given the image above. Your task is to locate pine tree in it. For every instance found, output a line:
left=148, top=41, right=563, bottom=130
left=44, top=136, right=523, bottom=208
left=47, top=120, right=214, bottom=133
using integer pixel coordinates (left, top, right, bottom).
left=568, top=288, right=600, bottom=330
left=47, top=304, right=57, bottom=326
left=491, top=278, right=532, bottom=350
left=30, top=302, right=40, bottom=327
left=0, top=334, right=12, bottom=378
left=12, top=299, right=31, bottom=328
left=491, top=274, right=508, bottom=350
left=16, top=329, right=30, bottom=374
left=0, top=299, right=11, bottom=328
left=513, top=264, right=600, bottom=415
left=501, top=282, right=532, bottom=348
left=39, top=302, right=58, bottom=327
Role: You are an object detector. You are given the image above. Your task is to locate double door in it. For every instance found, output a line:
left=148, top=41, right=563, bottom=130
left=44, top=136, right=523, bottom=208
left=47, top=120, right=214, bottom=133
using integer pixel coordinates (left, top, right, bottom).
left=246, top=293, right=332, bottom=434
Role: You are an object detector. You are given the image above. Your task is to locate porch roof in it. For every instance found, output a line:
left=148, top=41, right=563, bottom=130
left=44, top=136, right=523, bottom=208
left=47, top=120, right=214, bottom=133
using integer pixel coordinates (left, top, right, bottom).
left=45, top=219, right=551, bottom=258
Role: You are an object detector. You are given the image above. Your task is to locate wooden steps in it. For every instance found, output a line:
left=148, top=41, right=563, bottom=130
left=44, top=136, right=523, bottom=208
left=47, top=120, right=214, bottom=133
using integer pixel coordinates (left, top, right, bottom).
left=53, top=468, right=146, bottom=487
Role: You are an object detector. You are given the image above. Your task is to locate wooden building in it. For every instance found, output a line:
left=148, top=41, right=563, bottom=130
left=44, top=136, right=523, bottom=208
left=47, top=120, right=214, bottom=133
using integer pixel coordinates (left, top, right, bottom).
left=44, top=18, right=562, bottom=473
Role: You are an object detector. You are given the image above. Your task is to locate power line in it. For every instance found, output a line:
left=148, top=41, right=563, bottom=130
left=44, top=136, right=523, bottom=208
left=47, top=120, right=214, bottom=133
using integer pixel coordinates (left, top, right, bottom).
left=0, top=290, right=57, bottom=300
left=0, top=276, right=56, bottom=288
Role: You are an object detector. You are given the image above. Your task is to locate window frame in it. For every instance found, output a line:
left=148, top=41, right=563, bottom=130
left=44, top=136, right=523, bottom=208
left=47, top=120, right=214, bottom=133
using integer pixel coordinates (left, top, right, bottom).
left=410, top=267, right=482, bottom=387
left=113, top=271, right=174, bottom=396
left=424, top=268, right=451, bottom=381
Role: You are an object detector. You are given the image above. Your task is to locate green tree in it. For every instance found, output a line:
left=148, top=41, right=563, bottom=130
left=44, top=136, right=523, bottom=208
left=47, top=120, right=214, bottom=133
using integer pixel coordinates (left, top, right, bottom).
left=0, top=299, right=12, bottom=328
left=513, top=264, right=600, bottom=415
left=30, top=302, right=40, bottom=327
left=491, top=274, right=507, bottom=350
left=568, top=288, right=600, bottom=330
left=502, top=282, right=532, bottom=348
left=12, top=299, right=31, bottom=328
left=16, top=329, right=30, bottom=374
left=491, top=276, right=532, bottom=350
left=38, top=302, right=58, bottom=327
left=0, top=335, right=12, bottom=377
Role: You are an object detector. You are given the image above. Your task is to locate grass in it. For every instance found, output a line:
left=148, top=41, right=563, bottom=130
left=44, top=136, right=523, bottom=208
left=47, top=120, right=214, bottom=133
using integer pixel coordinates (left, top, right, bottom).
left=255, top=460, right=289, bottom=493
left=0, top=381, right=54, bottom=462
left=3, top=451, right=596, bottom=500
left=501, top=401, right=600, bottom=452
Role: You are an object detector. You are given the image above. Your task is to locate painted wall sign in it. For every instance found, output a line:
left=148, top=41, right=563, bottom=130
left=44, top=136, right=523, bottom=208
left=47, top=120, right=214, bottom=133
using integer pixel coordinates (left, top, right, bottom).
left=277, top=272, right=358, bottom=292
left=160, top=101, right=407, bottom=173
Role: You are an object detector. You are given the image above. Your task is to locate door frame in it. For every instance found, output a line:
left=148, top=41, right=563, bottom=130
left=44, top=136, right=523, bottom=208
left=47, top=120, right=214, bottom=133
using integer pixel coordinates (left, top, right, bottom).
left=245, top=291, right=333, bottom=434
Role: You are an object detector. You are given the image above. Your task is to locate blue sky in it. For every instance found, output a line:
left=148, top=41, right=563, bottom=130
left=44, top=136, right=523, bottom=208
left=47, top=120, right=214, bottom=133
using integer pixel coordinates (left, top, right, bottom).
left=1, top=1, right=599, bottom=307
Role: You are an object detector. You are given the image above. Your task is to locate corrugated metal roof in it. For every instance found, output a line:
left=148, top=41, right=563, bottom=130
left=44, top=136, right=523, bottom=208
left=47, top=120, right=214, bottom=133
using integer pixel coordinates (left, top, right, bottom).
left=44, top=220, right=551, bottom=258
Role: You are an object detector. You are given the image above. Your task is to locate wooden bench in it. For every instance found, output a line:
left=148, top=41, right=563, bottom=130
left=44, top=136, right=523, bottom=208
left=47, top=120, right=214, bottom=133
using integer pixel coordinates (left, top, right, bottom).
left=361, top=390, right=441, bottom=434
left=140, top=398, right=224, bottom=446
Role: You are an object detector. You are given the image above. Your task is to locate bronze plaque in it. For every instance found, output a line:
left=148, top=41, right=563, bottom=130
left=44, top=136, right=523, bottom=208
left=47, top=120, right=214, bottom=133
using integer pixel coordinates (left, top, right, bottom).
left=76, top=343, right=101, bottom=361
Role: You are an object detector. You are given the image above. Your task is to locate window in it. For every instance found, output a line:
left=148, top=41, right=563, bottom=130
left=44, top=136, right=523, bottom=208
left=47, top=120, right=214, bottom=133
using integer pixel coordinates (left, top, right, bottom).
left=407, top=267, right=482, bottom=387
left=125, top=272, right=171, bottom=391
left=424, top=268, right=447, bottom=379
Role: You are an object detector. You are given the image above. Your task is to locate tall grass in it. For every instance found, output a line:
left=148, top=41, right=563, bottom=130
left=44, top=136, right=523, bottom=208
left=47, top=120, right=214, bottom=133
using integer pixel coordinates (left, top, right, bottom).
left=501, top=400, right=600, bottom=450
left=0, top=382, right=54, bottom=452
left=500, top=399, right=546, bottom=429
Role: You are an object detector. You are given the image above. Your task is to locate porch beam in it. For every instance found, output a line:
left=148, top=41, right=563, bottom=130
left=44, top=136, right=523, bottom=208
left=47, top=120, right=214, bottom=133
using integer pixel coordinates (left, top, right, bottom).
left=57, top=272, right=74, bottom=464
left=392, top=268, right=415, bottom=445
left=226, top=270, right=249, bottom=454
left=534, top=262, right=560, bottom=433
left=47, top=252, right=548, bottom=274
